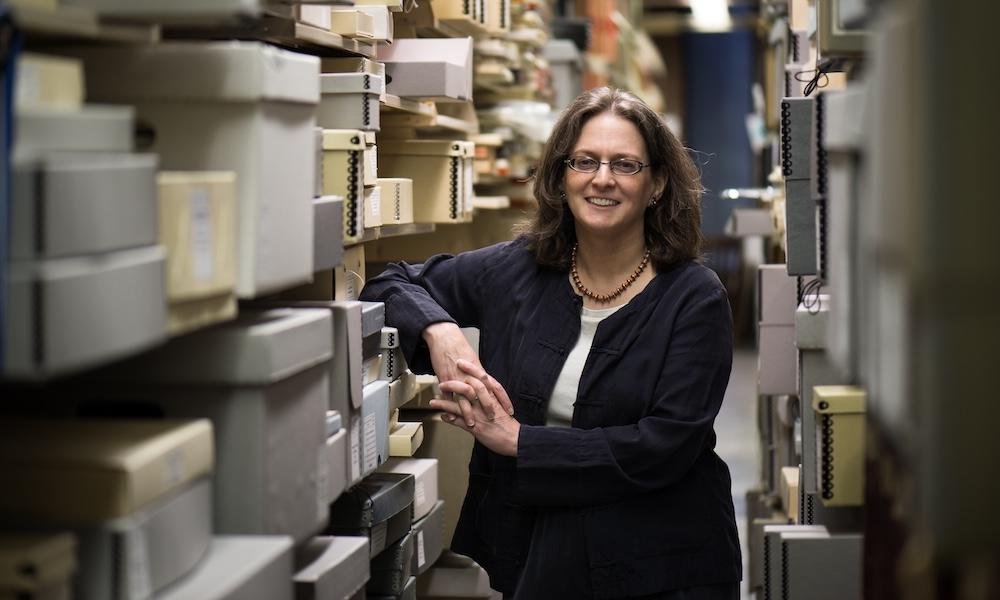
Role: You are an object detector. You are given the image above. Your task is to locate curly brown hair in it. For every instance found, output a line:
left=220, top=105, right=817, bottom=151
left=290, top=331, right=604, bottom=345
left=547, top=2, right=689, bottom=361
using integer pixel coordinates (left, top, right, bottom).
left=518, top=87, right=704, bottom=270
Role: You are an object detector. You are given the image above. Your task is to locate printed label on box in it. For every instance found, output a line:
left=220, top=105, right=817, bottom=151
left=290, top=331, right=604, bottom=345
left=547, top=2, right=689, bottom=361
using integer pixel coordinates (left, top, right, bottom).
left=350, top=415, right=362, bottom=482
left=190, top=187, right=215, bottom=282
left=369, top=186, right=381, bottom=220
left=417, top=530, right=426, bottom=568
left=415, top=481, right=426, bottom=508
left=364, top=412, right=378, bottom=472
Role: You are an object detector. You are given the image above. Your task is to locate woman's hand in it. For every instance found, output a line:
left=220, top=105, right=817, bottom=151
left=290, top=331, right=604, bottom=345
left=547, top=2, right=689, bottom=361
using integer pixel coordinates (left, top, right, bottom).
left=432, top=359, right=520, bottom=457
left=422, top=323, right=514, bottom=427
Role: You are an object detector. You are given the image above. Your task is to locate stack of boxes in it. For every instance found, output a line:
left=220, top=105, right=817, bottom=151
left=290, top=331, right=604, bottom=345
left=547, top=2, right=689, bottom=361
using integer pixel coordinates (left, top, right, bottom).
left=2, top=0, right=522, bottom=595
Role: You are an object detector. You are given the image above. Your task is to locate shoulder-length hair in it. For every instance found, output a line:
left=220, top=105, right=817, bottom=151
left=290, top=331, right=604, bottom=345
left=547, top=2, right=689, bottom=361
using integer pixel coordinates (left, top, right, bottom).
left=518, top=87, right=704, bottom=270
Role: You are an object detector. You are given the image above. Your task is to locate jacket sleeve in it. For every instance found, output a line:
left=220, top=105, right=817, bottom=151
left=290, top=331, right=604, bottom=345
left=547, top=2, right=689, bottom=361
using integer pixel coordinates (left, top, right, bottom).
left=512, top=284, right=733, bottom=507
left=358, top=241, right=510, bottom=373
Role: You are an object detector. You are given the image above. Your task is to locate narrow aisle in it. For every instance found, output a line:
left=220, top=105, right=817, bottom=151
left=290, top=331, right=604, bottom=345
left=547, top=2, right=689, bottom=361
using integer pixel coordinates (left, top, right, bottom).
left=715, top=348, right=759, bottom=598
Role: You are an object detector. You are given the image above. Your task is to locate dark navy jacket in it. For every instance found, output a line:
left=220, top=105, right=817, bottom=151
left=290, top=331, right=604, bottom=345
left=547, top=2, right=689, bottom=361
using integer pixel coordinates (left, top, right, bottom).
left=360, top=239, right=741, bottom=599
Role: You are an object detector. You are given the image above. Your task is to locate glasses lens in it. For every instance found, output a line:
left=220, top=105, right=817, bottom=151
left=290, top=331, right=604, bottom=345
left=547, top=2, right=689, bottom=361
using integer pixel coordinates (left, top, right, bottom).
left=611, top=159, right=642, bottom=175
left=569, top=157, right=599, bottom=172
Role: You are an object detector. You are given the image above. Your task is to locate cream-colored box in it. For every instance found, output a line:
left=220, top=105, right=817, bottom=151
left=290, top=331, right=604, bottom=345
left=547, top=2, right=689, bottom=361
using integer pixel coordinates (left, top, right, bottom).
left=357, top=5, right=393, bottom=42
left=296, top=4, right=331, bottom=29
left=780, top=466, right=800, bottom=523
left=15, top=52, right=84, bottom=111
left=388, top=422, right=424, bottom=458
left=0, top=533, right=75, bottom=599
left=76, top=42, right=319, bottom=299
left=378, top=140, right=474, bottom=224
left=322, top=129, right=366, bottom=244
left=157, top=171, right=238, bottom=335
left=486, top=0, right=510, bottom=33
left=330, top=8, right=376, bottom=39
left=354, top=0, right=403, bottom=12
left=813, top=386, right=866, bottom=507
left=0, top=419, right=214, bottom=523
left=336, top=243, right=366, bottom=302
left=377, top=178, right=414, bottom=225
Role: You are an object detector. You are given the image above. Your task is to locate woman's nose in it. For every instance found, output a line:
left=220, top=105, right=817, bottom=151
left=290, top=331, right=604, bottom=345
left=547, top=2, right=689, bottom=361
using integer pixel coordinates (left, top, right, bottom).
left=592, top=162, right=616, bottom=186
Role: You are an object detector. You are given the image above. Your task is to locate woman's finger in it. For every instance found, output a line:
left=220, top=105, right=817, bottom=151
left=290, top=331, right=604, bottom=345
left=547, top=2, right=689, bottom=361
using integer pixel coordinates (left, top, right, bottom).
left=457, top=359, right=515, bottom=416
left=428, top=397, right=464, bottom=419
left=439, top=380, right=479, bottom=427
left=463, top=376, right=497, bottom=420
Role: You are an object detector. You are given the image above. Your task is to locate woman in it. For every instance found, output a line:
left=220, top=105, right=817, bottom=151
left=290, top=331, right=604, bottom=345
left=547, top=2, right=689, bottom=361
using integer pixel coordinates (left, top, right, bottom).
left=360, top=87, right=741, bottom=599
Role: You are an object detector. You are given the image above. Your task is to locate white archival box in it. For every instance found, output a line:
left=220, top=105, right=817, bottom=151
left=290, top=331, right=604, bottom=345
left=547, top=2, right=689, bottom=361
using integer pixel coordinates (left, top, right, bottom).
left=11, top=152, right=158, bottom=259
left=89, top=308, right=333, bottom=543
left=318, top=73, right=382, bottom=132
left=379, top=38, right=473, bottom=102
left=4, top=245, right=167, bottom=378
left=155, top=536, right=294, bottom=600
left=76, top=42, right=320, bottom=298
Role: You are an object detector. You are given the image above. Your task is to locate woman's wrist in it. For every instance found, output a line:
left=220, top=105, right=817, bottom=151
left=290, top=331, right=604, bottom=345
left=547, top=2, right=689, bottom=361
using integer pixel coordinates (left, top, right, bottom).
left=422, top=321, right=460, bottom=344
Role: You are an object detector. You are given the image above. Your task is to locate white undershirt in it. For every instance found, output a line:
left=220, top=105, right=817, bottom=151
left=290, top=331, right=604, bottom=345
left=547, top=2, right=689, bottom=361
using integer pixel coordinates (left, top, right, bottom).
left=546, top=304, right=625, bottom=427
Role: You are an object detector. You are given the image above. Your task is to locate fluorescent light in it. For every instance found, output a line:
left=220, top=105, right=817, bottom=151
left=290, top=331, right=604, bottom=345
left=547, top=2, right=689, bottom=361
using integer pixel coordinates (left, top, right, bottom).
left=691, top=0, right=732, bottom=31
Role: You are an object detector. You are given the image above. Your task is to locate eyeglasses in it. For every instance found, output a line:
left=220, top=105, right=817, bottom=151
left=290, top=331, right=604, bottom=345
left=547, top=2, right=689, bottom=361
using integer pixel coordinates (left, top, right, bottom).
left=564, top=156, right=650, bottom=176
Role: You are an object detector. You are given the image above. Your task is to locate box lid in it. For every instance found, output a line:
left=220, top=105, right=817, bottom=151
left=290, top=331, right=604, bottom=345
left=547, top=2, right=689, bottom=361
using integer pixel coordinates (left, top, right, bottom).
left=156, top=536, right=294, bottom=600
left=379, top=38, right=473, bottom=71
left=322, top=129, right=367, bottom=150
left=320, top=72, right=383, bottom=95
left=329, top=472, right=414, bottom=528
left=361, top=301, right=386, bottom=337
left=0, top=418, right=214, bottom=522
left=112, top=308, right=333, bottom=385
left=812, top=386, right=866, bottom=414
left=378, top=140, right=468, bottom=158
left=78, top=42, right=320, bottom=105
left=294, top=536, right=369, bottom=596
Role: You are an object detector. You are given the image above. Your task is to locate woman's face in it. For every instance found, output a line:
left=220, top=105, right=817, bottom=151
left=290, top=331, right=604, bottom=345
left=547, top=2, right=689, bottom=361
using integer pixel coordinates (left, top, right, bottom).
left=563, top=111, right=664, bottom=242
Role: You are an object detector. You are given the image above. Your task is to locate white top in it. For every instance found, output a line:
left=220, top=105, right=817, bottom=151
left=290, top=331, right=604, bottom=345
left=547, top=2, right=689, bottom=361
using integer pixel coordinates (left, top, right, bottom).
left=546, top=304, right=624, bottom=427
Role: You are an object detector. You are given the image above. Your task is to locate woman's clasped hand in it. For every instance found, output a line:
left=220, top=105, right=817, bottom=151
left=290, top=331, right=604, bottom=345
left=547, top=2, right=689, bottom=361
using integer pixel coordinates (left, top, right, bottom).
left=431, top=359, right=520, bottom=458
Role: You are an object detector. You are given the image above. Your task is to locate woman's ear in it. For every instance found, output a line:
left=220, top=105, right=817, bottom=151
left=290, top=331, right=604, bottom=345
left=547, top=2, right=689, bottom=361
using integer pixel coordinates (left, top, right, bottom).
left=654, top=174, right=667, bottom=200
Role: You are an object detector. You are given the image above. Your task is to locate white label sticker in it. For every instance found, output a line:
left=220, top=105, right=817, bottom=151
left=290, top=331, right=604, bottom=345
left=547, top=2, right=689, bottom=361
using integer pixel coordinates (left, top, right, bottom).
left=364, top=412, right=378, bottom=472
left=189, top=187, right=214, bottom=281
left=163, top=448, right=185, bottom=488
left=371, top=520, right=388, bottom=555
left=415, top=481, right=426, bottom=510
left=368, top=147, right=378, bottom=181
left=416, top=530, right=426, bottom=568
left=368, top=186, right=381, bottom=220
left=350, top=416, right=361, bottom=482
